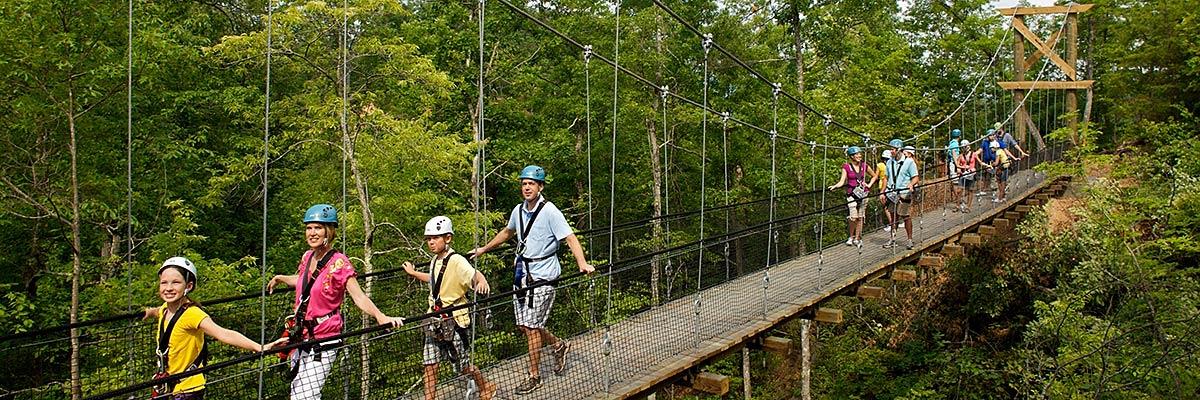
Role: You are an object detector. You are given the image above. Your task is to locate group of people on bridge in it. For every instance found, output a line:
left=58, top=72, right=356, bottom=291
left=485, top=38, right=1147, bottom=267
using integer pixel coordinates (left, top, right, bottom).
left=145, top=165, right=592, bottom=400
left=827, top=123, right=1028, bottom=250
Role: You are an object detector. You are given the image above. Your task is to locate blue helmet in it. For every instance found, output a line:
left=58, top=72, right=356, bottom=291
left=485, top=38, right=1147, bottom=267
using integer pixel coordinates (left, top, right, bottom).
left=951, top=129, right=961, bottom=138
left=846, top=146, right=862, bottom=156
left=303, top=204, right=338, bottom=226
left=889, top=139, right=904, bottom=148
left=519, top=165, right=546, bottom=183
left=986, top=128, right=996, bottom=136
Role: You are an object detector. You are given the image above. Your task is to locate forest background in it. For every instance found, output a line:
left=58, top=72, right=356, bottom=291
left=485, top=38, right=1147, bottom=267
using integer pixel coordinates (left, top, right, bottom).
left=0, top=0, right=1197, bottom=398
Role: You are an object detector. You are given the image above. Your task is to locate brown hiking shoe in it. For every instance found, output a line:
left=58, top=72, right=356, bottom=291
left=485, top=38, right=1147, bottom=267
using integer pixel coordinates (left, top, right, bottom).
left=514, top=376, right=542, bottom=395
left=552, top=341, right=570, bottom=375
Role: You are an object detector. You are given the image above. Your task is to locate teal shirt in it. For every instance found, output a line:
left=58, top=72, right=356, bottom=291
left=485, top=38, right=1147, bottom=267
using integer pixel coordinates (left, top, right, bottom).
left=886, top=157, right=919, bottom=196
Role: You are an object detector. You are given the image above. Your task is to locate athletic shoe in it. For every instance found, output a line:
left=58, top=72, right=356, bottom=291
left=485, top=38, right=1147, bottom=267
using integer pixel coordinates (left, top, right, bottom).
left=883, top=226, right=892, bottom=232
left=992, top=198, right=1001, bottom=203
left=999, top=198, right=1007, bottom=202
left=515, top=376, right=543, bottom=395
left=906, top=240, right=915, bottom=250
left=883, top=240, right=896, bottom=249
left=845, top=237, right=855, bottom=246
left=552, top=341, right=570, bottom=375
left=854, top=239, right=863, bottom=247
left=977, top=191, right=987, bottom=196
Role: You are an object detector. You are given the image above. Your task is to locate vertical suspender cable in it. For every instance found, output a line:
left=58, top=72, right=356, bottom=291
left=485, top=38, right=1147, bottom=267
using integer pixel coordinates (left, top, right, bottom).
left=721, top=112, right=730, bottom=281
left=762, top=84, right=780, bottom=319
left=258, top=0, right=274, bottom=397
left=693, top=34, right=711, bottom=348
left=816, top=129, right=827, bottom=285
left=339, top=1, right=354, bottom=395
left=124, top=0, right=135, bottom=374
left=604, top=0, right=622, bottom=392
left=475, top=0, right=487, bottom=250
left=583, top=45, right=596, bottom=327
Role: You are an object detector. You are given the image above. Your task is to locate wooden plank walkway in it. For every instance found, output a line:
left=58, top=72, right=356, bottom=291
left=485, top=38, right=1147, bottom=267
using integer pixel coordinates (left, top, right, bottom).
left=417, top=169, right=1052, bottom=400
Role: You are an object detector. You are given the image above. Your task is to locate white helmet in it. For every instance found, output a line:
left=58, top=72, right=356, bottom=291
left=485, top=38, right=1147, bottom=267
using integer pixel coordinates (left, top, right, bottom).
left=960, top=139, right=971, bottom=147
left=159, top=256, right=198, bottom=292
left=989, top=140, right=1000, bottom=148
left=424, top=216, right=453, bottom=236
left=881, top=149, right=893, bottom=159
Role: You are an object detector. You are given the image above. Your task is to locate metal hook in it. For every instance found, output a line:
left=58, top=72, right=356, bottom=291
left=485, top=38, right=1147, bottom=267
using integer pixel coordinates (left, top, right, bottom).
left=771, top=83, right=782, bottom=99
left=660, top=85, right=670, bottom=100
left=721, top=111, right=730, bottom=122
left=702, top=33, right=713, bottom=54
left=583, top=45, right=593, bottom=63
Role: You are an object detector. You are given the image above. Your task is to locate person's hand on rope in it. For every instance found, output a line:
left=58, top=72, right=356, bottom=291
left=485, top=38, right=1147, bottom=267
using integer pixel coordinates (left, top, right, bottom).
left=469, top=247, right=487, bottom=259
left=142, top=307, right=159, bottom=321
left=474, top=278, right=491, bottom=296
left=376, top=314, right=404, bottom=328
left=262, top=337, right=289, bottom=352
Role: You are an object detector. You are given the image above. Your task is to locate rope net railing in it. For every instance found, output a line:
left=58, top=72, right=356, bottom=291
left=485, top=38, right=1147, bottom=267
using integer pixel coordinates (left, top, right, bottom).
left=1, top=139, right=1067, bottom=399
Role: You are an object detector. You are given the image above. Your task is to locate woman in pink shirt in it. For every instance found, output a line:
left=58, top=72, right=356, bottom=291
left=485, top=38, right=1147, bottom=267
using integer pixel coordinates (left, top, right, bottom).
left=268, top=204, right=401, bottom=400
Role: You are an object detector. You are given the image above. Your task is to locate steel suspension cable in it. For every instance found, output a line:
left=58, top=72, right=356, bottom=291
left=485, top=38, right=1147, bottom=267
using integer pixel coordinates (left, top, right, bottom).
left=604, top=0, right=622, bottom=391
left=721, top=112, right=730, bottom=281
left=761, top=85, right=780, bottom=319
left=662, top=86, right=673, bottom=299
left=124, top=0, right=135, bottom=378
left=693, top=34, right=711, bottom=348
left=583, top=45, right=597, bottom=327
left=257, top=0, right=274, bottom=395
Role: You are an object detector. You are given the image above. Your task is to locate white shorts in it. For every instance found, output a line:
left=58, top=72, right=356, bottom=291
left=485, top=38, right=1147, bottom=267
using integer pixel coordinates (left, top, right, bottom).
left=289, top=344, right=339, bottom=400
left=845, top=196, right=866, bottom=219
left=513, top=284, right=556, bottom=329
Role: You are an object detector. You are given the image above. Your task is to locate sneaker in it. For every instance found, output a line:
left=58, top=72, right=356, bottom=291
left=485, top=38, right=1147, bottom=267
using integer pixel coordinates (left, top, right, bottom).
left=977, top=191, right=987, bottom=196
left=883, top=240, right=896, bottom=249
left=883, top=226, right=892, bottom=232
left=854, top=239, right=862, bottom=247
left=906, top=240, right=915, bottom=250
left=552, top=341, right=570, bottom=375
left=845, top=237, right=855, bottom=246
left=515, top=376, right=543, bottom=395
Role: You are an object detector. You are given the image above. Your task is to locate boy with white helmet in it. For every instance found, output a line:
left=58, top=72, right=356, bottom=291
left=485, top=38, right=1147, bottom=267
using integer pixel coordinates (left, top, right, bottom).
left=403, top=216, right=496, bottom=400
left=472, top=165, right=594, bottom=395
left=143, top=257, right=282, bottom=399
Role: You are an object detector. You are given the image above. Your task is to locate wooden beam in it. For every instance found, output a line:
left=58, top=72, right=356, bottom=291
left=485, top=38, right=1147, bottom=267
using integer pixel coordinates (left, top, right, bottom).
left=1015, top=205, right=1032, bottom=213
left=1027, top=198, right=1042, bottom=206
left=760, top=336, right=793, bottom=355
left=892, top=269, right=918, bottom=282
left=918, top=254, right=944, bottom=268
left=1024, top=30, right=1062, bottom=69
left=960, top=233, right=982, bottom=245
left=942, top=243, right=964, bottom=257
left=1005, top=211, right=1022, bottom=221
left=994, top=218, right=1011, bottom=230
left=998, top=80, right=1095, bottom=90
left=1011, top=18, right=1077, bottom=79
left=978, top=225, right=997, bottom=237
left=998, top=4, right=1095, bottom=16
left=815, top=308, right=844, bottom=324
left=857, top=285, right=884, bottom=299
left=689, top=372, right=730, bottom=396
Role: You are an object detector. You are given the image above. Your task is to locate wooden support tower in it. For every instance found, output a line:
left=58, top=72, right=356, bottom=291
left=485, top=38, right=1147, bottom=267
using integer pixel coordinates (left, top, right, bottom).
left=997, top=4, right=1094, bottom=147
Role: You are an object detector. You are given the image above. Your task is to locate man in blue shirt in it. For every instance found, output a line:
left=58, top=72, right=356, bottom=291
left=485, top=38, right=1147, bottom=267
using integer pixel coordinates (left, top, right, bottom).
left=885, top=141, right=920, bottom=250
left=947, top=129, right=962, bottom=211
left=473, top=165, right=594, bottom=395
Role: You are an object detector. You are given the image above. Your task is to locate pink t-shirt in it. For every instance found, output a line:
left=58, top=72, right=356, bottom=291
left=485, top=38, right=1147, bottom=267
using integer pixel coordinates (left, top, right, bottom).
left=293, top=251, right=357, bottom=340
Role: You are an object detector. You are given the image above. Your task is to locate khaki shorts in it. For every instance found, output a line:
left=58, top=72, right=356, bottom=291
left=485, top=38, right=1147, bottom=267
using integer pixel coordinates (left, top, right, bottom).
left=894, top=197, right=913, bottom=217
left=846, top=196, right=866, bottom=219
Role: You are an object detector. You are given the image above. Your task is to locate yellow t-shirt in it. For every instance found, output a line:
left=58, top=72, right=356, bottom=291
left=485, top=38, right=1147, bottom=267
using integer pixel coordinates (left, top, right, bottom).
left=156, top=304, right=210, bottom=393
left=427, top=250, right=477, bottom=328
left=876, top=162, right=888, bottom=190
left=997, top=149, right=1010, bottom=168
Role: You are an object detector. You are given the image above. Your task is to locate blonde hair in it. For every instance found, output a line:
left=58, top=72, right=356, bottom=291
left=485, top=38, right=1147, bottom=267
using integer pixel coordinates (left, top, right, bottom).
left=323, top=225, right=338, bottom=245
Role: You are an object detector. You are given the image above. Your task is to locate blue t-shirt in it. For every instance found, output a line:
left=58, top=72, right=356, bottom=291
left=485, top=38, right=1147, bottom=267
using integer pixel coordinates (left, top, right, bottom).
left=507, top=196, right=573, bottom=282
left=946, top=139, right=961, bottom=161
left=886, top=157, right=919, bottom=196
left=981, top=140, right=997, bottom=162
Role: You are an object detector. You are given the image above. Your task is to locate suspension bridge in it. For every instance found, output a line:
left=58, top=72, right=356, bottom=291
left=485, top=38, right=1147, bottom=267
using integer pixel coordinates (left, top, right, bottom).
left=0, top=1, right=1091, bottom=399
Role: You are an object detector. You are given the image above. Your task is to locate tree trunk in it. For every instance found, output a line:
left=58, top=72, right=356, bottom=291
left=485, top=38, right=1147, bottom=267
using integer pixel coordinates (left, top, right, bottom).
left=67, top=84, right=83, bottom=400
left=742, top=347, right=752, bottom=399
left=800, top=319, right=812, bottom=400
left=647, top=117, right=663, bottom=306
